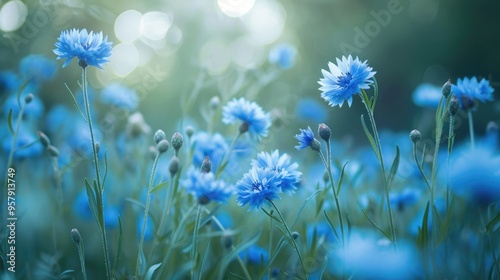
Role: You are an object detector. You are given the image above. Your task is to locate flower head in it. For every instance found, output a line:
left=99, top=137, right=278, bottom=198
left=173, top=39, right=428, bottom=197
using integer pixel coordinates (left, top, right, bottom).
left=295, top=126, right=320, bottom=151
left=412, top=83, right=442, bottom=108
left=20, top=54, right=58, bottom=83
left=222, top=97, right=271, bottom=140
left=318, top=55, right=376, bottom=107
left=268, top=43, right=296, bottom=69
left=100, top=83, right=138, bottom=112
left=252, top=150, right=301, bottom=194
left=53, top=28, right=113, bottom=69
left=236, top=167, right=282, bottom=210
left=183, top=165, right=234, bottom=204
left=452, top=77, right=494, bottom=109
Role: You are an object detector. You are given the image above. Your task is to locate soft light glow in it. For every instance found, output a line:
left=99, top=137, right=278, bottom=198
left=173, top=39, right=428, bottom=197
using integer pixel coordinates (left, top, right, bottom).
left=230, top=37, right=264, bottom=69
left=115, top=10, right=142, bottom=43
left=199, top=40, right=230, bottom=75
left=217, top=0, right=255, bottom=18
left=0, top=0, right=27, bottom=32
left=109, top=43, right=140, bottom=77
left=140, top=11, right=171, bottom=41
left=241, top=0, right=285, bottom=45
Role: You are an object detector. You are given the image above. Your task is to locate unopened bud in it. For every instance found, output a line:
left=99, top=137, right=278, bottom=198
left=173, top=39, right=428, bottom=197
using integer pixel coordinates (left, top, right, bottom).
left=24, top=94, right=33, bottom=104
left=47, top=145, right=59, bottom=157
left=149, top=146, right=158, bottom=160
left=449, top=96, right=459, bottom=116
left=323, top=171, right=329, bottom=183
left=157, top=139, right=170, bottom=154
left=239, top=122, right=249, bottom=134
left=310, top=139, right=321, bottom=152
left=38, top=131, right=50, bottom=147
left=169, top=156, right=179, bottom=177
left=221, top=233, right=233, bottom=249
left=94, top=142, right=100, bottom=154
left=201, top=156, right=212, bottom=173
left=292, top=231, right=300, bottom=240
left=71, top=228, right=81, bottom=244
left=186, top=126, right=194, bottom=138
left=171, top=132, right=183, bottom=153
left=209, top=96, right=220, bottom=111
left=154, top=129, right=166, bottom=144
left=318, top=123, right=331, bottom=142
left=442, top=79, right=452, bottom=98
left=409, top=129, right=421, bottom=143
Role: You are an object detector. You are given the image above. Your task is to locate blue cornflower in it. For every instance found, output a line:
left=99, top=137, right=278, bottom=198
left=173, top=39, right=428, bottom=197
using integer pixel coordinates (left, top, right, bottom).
left=0, top=71, right=20, bottom=97
left=412, top=83, right=442, bottom=108
left=239, top=245, right=269, bottom=265
left=192, top=132, right=228, bottom=170
left=1, top=127, right=44, bottom=159
left=449, top=147, right=500, bottom=205
left=2, top=93, right=44, bottom=120
left=222, top=97, right=271, bottom=140
left=268, top=43, right=296, bottom=69
left=182, top=165, right=234, bottom=204
left=318, top=55, right=376, bottom=107
left=19, top=54, right=58, bottom=84
left=252, top=150, right=302, bottom=194
left=100, top=83, right=138, bottom=112
left=452, top=77, right=494, bottom=109
left=236, top=167, right=282, bottom=210
left=294, top=126, right=320, bottom=151
left=137, top=216, right=154, bottom=241
left=53, top=28, right=113, bottom=69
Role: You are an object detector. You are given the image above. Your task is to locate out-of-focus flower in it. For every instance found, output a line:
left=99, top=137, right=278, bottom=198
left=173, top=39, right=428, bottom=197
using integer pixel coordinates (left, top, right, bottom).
left=295, top=98, right=327, bottom=123
left=307, top=222, right=335, bottom=247
left=192, top=132, right=228, bottom=170
left=137, top=216, right=154, bottom=241
left=318, top=55, right=376, bottom=107
left=126, top=112, right=151, bottom=138
left=1, top=127, right=44, bottom=159
left=0, top=71, right=20, bottom=97
left=19, top=54, right=58, bottom=84
left=2, top=93, right=44, bottom=120
left=222, top=97, right=271, bottom=140
left=252, top=150, right=301, bottom=194
left=412, top=83, right=442, bottom=108
left=53, top=28, right=113, bottom=69
left=452, top=77, right=494, bottom=109
left=100, top=83, right=138, bottom=112
left=389, top=188, right=421, bottom=211
left=449, top=147, right=500, bottom=205
left=239, top=245, right=269, bottom=265
left=182, top=165, right=234, bottom=204
left=268, top=43, right=296, bottom=69
left=236, top=167, right=282, bottom=210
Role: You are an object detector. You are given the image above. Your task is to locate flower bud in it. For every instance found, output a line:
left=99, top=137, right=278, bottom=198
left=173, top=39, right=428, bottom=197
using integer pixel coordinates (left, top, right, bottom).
left=38, top=131, right=50, bottom=147
left=169, top=156, right=179, bottom=177
left=154, top=130, right=166, bottom=144
left=171, top=132, right=183, bottom=153
left=239, top=122, right=249, bottom=134
left=198, top=195, right=210, bottom=205
left=449, top=97, right=459, bottom=116
left=209, top=96, right=220, bottom=111
left=47, top=145, right=59, bottom=157
left=409, top=129, right=421, bottom=143
left=442, top=79, right=452, bottom=98
left=310, top=138, right=321, bottom=152
left=318, top=123, right=331, bottom=142
left=149, top=146, right=158, bottom=160
left=95, top=142, right=100, bottom=154
left=221, top=233, right=234, bottom=249
left=186, top=126, right=194, bottom=138
left=24, top=93, right=33, bottom=104
left=71, top=228, right=82, bottom=244
left=157, top=139, right=170, bottom=154
left=292, top=231, right=300, bottom=240
left=201, top=156, right=212, bottom=173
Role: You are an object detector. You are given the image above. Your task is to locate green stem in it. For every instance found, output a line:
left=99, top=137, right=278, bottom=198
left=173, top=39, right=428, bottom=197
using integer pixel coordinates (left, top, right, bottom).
left=216, top=131, right=241, bottom=178
left=267, top=200, right=308, bottom=279
left=468, top=111, right=475, bottom=150
left=446, top=115, right=455, bottom=209
left=148, top=178, right=175, bottom=261
left=360, top=91, right=396, bottom=247
left=82, top=67, right=111, bottom=279
left=134, top=152, right=160, bottom=279
left=191, top=204, right=202, bottom=280
left=413, top=144, right=431, bottom=193
left=77, top=238, right=88, bottom=280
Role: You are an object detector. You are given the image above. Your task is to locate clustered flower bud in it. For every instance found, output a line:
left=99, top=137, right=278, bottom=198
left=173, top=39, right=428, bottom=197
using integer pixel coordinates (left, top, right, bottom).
left=71, top=228, right=81, bottom=244
left=201, top=156, right=212, bottom=173
left=154, top=129, right=166, bottom=144
left=449, top=97, right=459, bottom=116
left=409, top=129, right=421, bottom=143
left=442, top=79, right=452, bottom=98
left=318, top=123, right=331, bottom=142
left=157, top=139, right=170, bottom=154
left=169, top=156, right=179, bottom=177
left=171, top=132, right=183, bottom=154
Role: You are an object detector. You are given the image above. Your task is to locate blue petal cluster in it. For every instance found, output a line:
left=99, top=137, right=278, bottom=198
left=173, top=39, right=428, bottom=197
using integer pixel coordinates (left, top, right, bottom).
left=100, top=83, right=138, bottom=112
left=182, top=165, right=234, bottom=204
left=19, top=54, right=58, bottom=84
left=53, top=28, right=113, bottom=69
left=236, top=167, right=282, bottom=210
left=294, top=126, right=315, bottom=150
left=412, top=83, right=442, bottom=108
left=268, top=43, right=296, bottom=70
left=452, top=77, right=494, bottom=108
left=318, top=55, right=376, bottom=107
left=222, top=97, right=271, bottom=140
left=192, top=132, right=228, bottom=170
left=252, top=150, right=302, bottom=194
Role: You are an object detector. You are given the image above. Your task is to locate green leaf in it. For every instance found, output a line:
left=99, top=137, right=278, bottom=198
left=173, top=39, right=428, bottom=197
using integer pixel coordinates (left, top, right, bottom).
left=323, top=211, right=340, bottom=244
left=102, top=151, right=108, bottom=189
left=360, top=89, right=372, bottom=109
left=7, top=108, right=14, bottom=135
left=138, top=246, right=147, bottom=276
left=200, top=204, right=222, bottom=228
left=291, top=188, right=322, bottom=228
left=112, top=216, right=123, bottom=280
left=125, top=198, right=146, bottom=210
left=93, top=180, right=104, bottom=228
left=437, top=196, right=455, bottom=245
left=361, top=114, right=379, bottom=161
left=221, top=231, right=262, bottom=273
left=85, top=179, right=101, bottom=231
left=361, top=208, right=392, bottom=242
left=485, top=210, right=500, bottom=233
left=145, top=263, right=162, bottom=280
left=386, top=145, right=400, bottom=189
left=65, top=83, right=87, bottom=121
left=261, top=208, right=282, bottom=224
left=371, top=77, right=379, bottom=111
left=417, top=202, right=430, bottom=249
left=151, top=181, right=170, bottom=193
left=336, top=161, right=349, bottom=196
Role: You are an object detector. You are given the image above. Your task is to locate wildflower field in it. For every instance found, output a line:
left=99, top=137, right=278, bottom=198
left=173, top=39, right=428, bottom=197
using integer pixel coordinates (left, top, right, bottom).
left=1, top=1, right=500, bottom=279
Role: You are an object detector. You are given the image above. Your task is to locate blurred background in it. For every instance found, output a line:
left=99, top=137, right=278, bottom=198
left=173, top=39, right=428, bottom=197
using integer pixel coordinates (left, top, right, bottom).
left=1, top=0, right=499, bottom=148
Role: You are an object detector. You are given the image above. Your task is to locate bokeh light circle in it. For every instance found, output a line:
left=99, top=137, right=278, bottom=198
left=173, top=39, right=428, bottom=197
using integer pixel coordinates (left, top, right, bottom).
left=0, top=0, right=28, bottom=32
left=217, top=0, right=255, bottom=18
left=109, top=43, right=140, bottom=77
left=115, top=10, right=142, bottom=43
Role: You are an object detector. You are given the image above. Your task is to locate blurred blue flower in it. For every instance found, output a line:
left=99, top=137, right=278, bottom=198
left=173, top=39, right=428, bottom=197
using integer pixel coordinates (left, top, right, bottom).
left=45, top=104, right=75, bottom=136
left=295, top=98, right=327, bottom=123
left=0, top=71, right=20, bottom=97
left=449, top=147, right=500, bottom=205
left=389, top=188, right=421, bottom=211
left=214, top=211, right=234, bottom=230
left=53, top=28, right=113, bottom=69
left=268, top=43, right=296, bottom=69
left=66, top=118, right=104, bottom=157
left=307, top=222, right=335, bottom=247
left=100, top=83, right=138, bottom=112
left=318, top=55, right=376, bottom=108
left=239, top=245, right=269, bottom=265
left=182, top=165, right=234, bottom=204
left=2, top=93, right=44, bottom=120
left=236, top=167, right=282, bottom=210
left=19, top=54, right=58, bottom=84
left=452, top=77, right=494, bottom=109
left=294, top=126, right=316, bottom=150
left=73, top=190, right=93, bottom=220
left=137, top=216, right=154, bottom=241
left=1, top=127, right=44, bottom=159
left=192, top=132, right=228, bottom=170
left=252, top=150, right=302, bottom=194
left=412, top=83, right=442, bottom=108
left=104, top=206, right=120, bottom=229
left=222, top=97, right=271, bottom=140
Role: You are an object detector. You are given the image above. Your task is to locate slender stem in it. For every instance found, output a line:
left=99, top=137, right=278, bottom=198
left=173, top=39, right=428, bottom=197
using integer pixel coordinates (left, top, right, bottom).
left=135, top=152, right=160, bottom=279
left=468, top=111, right=475, bottom=150
left=76, top=238, right=88, bottom=280
left=81, top=67, right=111, bottom=279
left=360, top=91, right=396, bottom=247
left=267, top=200, right=308, bottom=279
left=413, top=144, right=431, bottom=193
left=149, top=178, right=175, bottom=261
left=268, top=213, right=273, bottom=280
left=216, top=131, right=241, bottom=178
left=191, top=204, right=202, bottom=280
left=446, top=115, right=455, bottom=209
